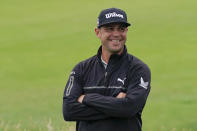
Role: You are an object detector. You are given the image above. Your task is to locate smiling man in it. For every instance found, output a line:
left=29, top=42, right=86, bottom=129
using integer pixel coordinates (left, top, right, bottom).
left=63, top=8, right=151, bottom=131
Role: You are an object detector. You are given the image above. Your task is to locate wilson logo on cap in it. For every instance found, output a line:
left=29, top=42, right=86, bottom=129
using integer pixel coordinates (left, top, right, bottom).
left=105, top=12, right=124, bottom=19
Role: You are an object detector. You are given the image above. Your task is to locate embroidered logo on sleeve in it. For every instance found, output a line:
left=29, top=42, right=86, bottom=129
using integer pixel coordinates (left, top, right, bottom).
left=66, top=75, right=74, bottom=96
left=70, top=71, right=75, bottom=75
left=139, top=77, right=149, bottom=90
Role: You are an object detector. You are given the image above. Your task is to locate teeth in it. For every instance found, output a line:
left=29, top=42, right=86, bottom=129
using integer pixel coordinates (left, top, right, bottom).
left=111, top=40, right=120, bottom=42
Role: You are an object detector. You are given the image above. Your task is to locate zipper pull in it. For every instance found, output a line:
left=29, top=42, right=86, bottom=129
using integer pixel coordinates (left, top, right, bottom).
left=105, top=72, right=108, bottom=78
left=104, top=72, right=108, bottom=90
left=104, top=72, right=108, bottom=86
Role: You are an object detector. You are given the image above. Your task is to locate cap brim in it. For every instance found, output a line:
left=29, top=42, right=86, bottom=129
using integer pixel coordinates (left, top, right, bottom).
left=98, top=21, right=131, bottom=28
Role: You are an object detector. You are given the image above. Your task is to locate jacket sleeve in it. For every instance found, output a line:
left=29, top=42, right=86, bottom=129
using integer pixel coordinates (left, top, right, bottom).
left=63, top=63, right=109, bottom=121
left=82, top=64, right=151, bottom=118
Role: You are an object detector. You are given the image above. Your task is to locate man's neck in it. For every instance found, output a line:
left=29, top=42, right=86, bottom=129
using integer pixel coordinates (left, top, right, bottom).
left=101, top=50, right=110, bottom=64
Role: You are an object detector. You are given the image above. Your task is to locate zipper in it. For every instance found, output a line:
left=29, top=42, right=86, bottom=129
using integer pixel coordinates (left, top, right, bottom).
left=103, top=72, right=108, bottom=95
left=104, top=72, right=108, bottom=86
left=104, top=72, right=107, bottom=82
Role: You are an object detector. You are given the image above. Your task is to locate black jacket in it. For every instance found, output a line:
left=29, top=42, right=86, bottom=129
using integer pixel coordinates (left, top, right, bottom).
left=63, top=46, right=151, bottom=131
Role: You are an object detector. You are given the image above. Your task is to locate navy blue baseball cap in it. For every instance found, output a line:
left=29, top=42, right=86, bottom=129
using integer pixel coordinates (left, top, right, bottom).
left=97, top=8, right=131, bottom=28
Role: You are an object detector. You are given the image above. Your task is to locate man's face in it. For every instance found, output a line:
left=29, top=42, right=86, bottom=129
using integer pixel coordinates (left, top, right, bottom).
left=95, top=23, right=128, bottom=54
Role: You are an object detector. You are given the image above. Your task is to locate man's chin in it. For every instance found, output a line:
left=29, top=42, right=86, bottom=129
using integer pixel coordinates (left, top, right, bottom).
left=109, top=48, right=122, bottom=54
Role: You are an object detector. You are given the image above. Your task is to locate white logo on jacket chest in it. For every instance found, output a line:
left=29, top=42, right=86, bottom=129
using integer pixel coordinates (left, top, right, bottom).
left=117, top=78, right=126, bottom=85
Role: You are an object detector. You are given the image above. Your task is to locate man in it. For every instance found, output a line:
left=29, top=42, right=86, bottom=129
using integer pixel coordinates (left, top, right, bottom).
left=63, top=8, right=151, bottom=131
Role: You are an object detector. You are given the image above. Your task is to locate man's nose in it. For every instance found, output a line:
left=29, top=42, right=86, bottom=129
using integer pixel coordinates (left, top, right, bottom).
left=112, top=29, right=121, bottom=36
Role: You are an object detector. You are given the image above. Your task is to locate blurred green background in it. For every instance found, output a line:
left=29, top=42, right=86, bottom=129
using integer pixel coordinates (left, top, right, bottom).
left=0, top=0, right=197, bottom=130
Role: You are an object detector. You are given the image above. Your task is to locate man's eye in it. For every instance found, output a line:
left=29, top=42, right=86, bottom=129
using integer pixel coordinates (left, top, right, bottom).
left=119, top=27, right=126, bottom=31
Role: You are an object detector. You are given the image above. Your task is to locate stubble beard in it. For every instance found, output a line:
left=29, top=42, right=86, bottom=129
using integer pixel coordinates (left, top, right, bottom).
left=106, top=40, right=126, bottom=54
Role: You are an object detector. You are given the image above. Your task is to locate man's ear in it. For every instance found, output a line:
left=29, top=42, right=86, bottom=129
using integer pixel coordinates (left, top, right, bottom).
left=125, top=28, right=128, bottom=33
left=95, top=28, right=101, bottom=38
